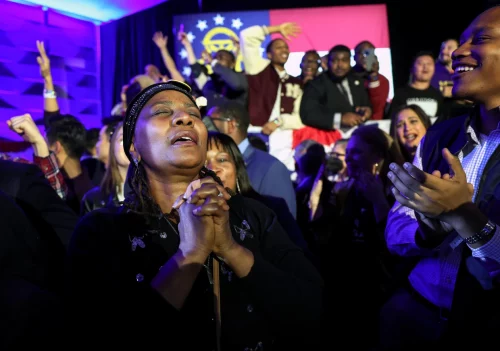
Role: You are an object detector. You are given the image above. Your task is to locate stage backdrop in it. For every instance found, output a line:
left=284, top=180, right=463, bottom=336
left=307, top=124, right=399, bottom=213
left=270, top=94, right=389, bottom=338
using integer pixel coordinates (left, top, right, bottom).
left=0, top=1, right=100, bottom=146
left=173, top=4, right=394, bottom=99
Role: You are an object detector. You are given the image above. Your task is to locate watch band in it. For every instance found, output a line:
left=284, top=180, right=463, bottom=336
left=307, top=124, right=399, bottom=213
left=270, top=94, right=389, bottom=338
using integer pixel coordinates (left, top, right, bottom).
left=465, top=220, right=496, bottom=245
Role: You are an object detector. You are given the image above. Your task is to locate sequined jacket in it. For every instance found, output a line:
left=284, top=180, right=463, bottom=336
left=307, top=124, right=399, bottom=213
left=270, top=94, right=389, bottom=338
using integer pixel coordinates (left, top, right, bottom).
left=66, top=194, right=323, bottom=351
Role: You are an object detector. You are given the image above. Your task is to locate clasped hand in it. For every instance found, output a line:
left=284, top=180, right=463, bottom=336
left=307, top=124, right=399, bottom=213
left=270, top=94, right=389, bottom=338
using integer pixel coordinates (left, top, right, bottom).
left=387, top=148, right=474, bottom=224
left=172, top=178, right=235, bottom=261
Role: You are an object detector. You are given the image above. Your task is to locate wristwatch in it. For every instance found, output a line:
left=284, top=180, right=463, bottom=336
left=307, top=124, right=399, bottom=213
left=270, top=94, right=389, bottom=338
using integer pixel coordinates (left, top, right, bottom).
left=465, top=220, right=496, bottom=245
left=272, top=118, right=282, bottom=126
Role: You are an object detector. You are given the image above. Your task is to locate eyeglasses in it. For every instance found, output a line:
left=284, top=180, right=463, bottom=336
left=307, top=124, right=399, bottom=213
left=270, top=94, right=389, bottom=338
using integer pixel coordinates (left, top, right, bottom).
left=205, top=115, right=233, bottom=122
left=330, top=152, right=345, bottom=158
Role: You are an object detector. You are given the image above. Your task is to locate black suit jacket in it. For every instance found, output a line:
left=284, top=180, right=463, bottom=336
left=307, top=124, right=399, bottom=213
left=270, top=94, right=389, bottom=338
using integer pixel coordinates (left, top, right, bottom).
left=300, top=71, right=371, bottom=130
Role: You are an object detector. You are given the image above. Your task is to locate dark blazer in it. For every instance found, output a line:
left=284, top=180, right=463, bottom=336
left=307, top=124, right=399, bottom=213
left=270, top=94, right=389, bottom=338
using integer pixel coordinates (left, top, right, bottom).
left=300, top=71, right=371, bottom=130
left=243, top=143, right=297, bottom=218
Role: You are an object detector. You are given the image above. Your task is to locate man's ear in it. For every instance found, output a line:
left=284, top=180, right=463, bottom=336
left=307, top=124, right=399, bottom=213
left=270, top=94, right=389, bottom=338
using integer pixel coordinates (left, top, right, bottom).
left=227, top=119, right=238, bottom=135
left=266, top=51, right=272, bottom=60
left=53, top=140, right=63, bottom=155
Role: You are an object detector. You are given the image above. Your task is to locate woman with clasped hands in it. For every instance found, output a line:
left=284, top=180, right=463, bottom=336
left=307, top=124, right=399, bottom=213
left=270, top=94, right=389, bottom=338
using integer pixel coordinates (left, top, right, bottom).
left=65, top=81, right=323, bottom=351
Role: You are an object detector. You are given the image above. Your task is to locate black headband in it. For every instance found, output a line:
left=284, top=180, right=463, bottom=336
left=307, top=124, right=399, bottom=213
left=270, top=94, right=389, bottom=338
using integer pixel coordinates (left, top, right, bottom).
left=123, top=80, right=198, bottom=163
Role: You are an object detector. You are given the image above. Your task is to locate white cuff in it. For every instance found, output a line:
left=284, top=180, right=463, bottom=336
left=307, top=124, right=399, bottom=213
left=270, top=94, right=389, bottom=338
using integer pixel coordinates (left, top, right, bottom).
left=472, top=226, right=500, bottom=263
left=333, top=113, right=342, bottom=130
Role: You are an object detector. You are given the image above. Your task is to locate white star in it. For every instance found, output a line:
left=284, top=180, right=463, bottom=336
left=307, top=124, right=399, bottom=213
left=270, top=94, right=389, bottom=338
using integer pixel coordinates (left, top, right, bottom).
left=213, top=14, right=225, bottom=25
left=196, top=20, right=208, bottom=31
left=259, top=47, right=265, bottom=57
left=186, top=32, right=196, bottom=43
left=179, top=48, right=188, bottom=59
left=231, top=18, right=243, bottom=30
left=182, top=66, right=192, bottom=77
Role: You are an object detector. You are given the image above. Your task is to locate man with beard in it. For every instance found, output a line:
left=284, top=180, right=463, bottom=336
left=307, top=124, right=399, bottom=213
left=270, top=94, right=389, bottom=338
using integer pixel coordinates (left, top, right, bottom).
left=300, top=45, right=372, bottom=132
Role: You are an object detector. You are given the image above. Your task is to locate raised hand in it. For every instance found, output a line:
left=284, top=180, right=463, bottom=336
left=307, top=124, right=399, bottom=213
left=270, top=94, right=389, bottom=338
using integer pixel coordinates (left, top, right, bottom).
left=230, top=36, right=240, bottom=56
left=201, top=49, right=213, bottom=65
left=36, top=40, right=51, bottom=78
left=7, top=113, right=49, bottom=157
left=177, top=32, right=190, bottom=47
left=278, top=22, right=301, bottom=40
left=152, top=31, right=168, bottom=48
left=7, top=113, right=44, bottom=144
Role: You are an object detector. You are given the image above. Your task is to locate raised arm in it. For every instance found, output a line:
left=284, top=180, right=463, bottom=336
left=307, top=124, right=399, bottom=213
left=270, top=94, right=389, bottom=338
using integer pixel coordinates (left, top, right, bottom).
left=36, top=41, right=60, bottom=128
left=239, top=23, right=300, bottom=75
left=152, top=32, right=184, bottom=82
left=7, top=113, right=67, bottom=199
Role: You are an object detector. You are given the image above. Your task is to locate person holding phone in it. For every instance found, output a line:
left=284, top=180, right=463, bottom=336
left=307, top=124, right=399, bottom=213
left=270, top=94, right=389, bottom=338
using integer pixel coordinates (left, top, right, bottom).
left=65, top=80, right=323, bottom=350
left=353, top=40, right=390, bottom=121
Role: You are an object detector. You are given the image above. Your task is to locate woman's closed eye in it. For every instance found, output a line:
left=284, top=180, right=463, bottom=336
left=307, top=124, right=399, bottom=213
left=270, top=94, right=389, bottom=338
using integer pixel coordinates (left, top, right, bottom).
left=151, top=109, right=172, bottom=117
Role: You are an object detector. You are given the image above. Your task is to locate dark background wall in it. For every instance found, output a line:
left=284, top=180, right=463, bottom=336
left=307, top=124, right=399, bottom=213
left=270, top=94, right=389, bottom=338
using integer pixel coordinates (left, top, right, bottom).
left=0, top=1, right=100, bottom=132
left=100, top=0, right=492, bottom=116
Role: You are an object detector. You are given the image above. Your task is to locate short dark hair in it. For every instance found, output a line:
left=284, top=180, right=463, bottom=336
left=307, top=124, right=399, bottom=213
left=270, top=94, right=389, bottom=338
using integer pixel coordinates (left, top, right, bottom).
left=266, top=38, right=284, bottom=53
left=412, top=50, right=435, bottom=64
left=354, top=40, right=375, bottom=54
left=216, top=49, right=236, bottom=63
left=46, top=115, right=87, bottom=159
left=216, top=101, right=250, bottom=134
left=328, top=45, right=351, bottom=58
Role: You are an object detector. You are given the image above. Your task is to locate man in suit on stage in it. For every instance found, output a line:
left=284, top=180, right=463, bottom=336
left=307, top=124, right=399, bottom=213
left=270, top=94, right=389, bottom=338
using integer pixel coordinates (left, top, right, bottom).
left=300, top=44, right=372, bottom=133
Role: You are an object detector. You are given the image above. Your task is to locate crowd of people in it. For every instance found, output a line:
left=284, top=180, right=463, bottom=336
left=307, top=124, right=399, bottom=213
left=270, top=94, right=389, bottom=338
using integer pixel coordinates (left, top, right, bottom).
left=1, top=5, right=500, bottom=351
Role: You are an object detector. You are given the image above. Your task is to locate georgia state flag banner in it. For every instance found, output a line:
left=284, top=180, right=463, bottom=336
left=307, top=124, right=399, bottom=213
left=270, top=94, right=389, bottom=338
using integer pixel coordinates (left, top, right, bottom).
left=172, top=4, right=392, bottom=96
left=173, top=10, right=271, bottom=76
left=173, top=5, right=392, bottom=170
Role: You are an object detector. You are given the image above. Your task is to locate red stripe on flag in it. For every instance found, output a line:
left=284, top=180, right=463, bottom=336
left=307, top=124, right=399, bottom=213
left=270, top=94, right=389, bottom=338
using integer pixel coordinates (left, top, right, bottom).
left=269, top=4, right=390, bottom=52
